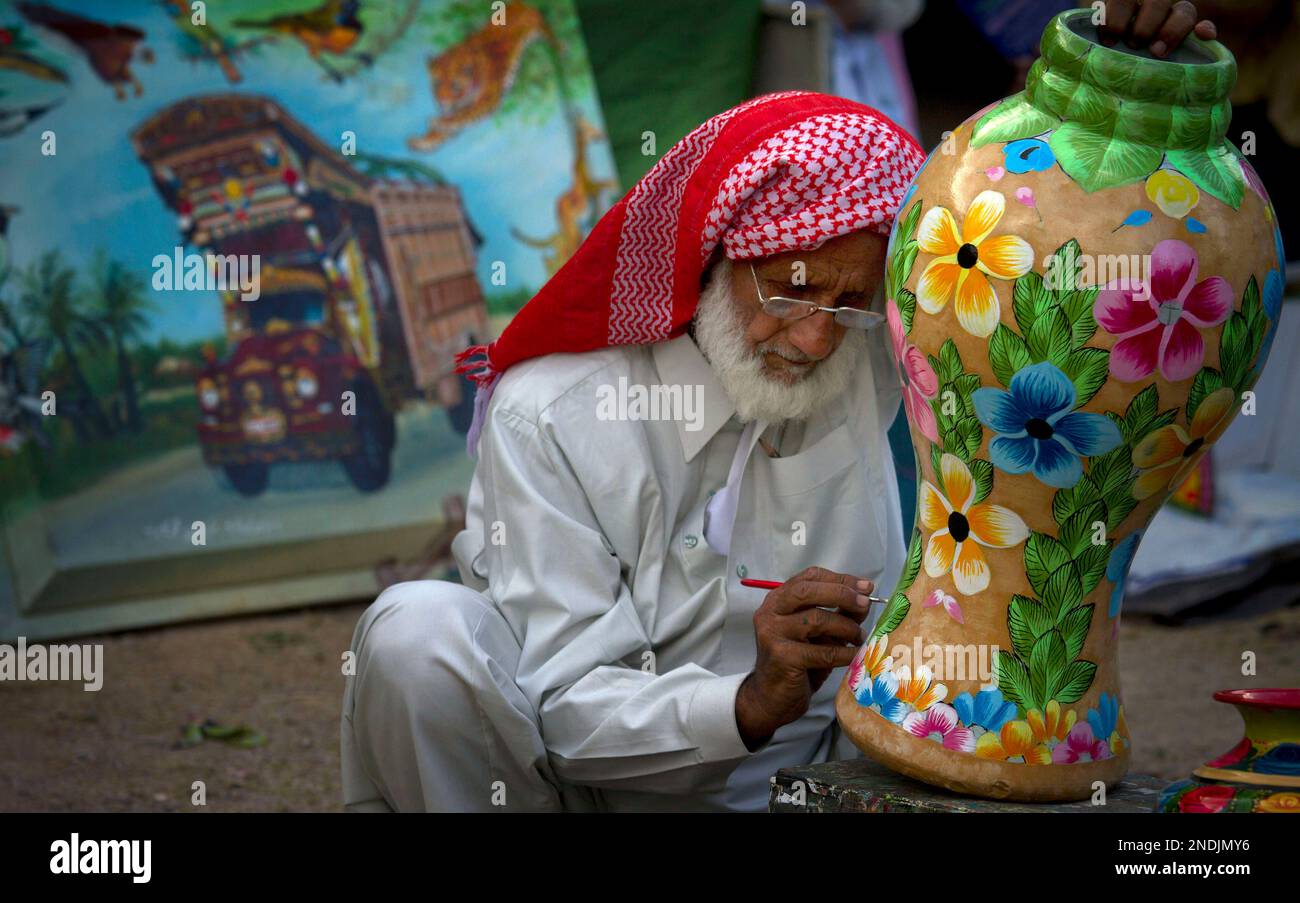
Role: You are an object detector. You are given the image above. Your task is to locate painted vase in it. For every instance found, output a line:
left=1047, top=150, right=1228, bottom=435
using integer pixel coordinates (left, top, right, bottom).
left=836, top=10, right=1285, bottom=802
left=1158, top=689, right=1300, bottom=813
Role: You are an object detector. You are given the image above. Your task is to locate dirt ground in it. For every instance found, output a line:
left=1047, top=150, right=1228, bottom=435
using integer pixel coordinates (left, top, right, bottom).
left=1, top=599, right=1297, bottom=812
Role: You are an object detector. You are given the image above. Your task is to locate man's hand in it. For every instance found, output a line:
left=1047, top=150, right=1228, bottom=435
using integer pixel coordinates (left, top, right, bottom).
left=1101, top=1, right=1217, bottom=58
left=735, top=567, right=874, bottom=750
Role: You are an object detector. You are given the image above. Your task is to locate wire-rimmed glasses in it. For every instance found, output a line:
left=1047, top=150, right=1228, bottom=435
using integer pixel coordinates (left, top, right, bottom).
left=749, top=264, right=885, bottom=330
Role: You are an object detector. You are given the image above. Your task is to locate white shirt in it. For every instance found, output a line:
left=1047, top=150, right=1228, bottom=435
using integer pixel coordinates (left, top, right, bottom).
left=450, top=329, right=906, bottom=811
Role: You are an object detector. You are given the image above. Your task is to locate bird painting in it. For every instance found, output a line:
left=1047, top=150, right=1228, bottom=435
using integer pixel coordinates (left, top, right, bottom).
left=17, top=2, right=153, bottom=100
left=233, top=0, right=372, bottom=83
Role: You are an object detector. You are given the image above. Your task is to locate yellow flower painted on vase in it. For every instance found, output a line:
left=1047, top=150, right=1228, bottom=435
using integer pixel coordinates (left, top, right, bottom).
left=1027, top=699, right=1078, bottom=744
left=977, top=700, right=1077, bottom=763
left=1132, top=387, right=1236, bottom=500
left=1145, top=170, right=1200, bottom=219
left=920, top=453, right=1030, bottom=596
left=976, top=720, right=1053, bottom=764
left=916, top=189, right=1033, bottom=337
left=893, top=664, right=946, bottom=712
left=861, top=634, right=893, bottom=680
left=1257, top=792, right=1300, bottom=813
left=1108, top=706, right=1130, bottom=754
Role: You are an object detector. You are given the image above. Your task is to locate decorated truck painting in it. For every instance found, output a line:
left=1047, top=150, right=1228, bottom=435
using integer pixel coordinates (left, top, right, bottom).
left=130, top=94, right=488, bottom=495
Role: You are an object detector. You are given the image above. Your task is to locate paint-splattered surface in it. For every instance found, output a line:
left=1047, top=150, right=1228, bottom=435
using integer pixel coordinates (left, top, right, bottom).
left=770, top=758, right=1164, bottom=813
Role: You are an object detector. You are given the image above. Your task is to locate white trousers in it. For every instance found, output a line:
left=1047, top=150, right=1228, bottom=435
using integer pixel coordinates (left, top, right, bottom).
left=341, top=580, right=593, bottom=812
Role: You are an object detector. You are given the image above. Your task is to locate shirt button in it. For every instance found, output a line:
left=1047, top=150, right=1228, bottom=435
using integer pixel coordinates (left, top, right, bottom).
left=736, top=564, right=748, bottom=578
left=683, top=534, right=698, bottom=549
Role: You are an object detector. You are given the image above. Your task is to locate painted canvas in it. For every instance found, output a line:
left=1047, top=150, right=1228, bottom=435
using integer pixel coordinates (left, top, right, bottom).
left=0, top=0, right=618, bottom=639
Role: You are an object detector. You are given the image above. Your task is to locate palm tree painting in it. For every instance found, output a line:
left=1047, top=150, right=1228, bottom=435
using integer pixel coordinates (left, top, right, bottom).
left=90, top=250, right=152, bottom=433
left=18, top=249, right=112, bottom=440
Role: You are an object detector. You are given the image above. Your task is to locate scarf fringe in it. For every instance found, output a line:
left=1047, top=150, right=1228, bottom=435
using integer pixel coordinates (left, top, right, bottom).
left=454, top=344, right=500, bottom=458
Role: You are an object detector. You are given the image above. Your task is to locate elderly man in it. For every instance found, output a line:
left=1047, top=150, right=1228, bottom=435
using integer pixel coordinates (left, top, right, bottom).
left=340, top=4, right=1216, bottom=813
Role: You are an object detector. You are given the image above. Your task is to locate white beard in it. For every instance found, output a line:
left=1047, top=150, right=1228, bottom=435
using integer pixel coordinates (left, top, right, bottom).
left=693, top=259, right=867, bottom=424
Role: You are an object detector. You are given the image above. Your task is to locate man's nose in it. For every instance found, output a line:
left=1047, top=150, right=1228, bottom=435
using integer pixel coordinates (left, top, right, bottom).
left=786, top=310, right=839, bottom=361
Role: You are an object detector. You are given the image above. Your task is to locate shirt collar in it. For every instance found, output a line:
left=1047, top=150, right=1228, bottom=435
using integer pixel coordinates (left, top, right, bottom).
left=651, top=333, right=736, bottom=463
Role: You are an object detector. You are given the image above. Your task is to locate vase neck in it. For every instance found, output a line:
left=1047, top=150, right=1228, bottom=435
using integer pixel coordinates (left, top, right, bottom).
left=1024, top=10, right=1236, bottom=152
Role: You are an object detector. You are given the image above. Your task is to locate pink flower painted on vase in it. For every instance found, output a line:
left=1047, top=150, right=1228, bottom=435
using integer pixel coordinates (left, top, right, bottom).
left=887, top=298, right=940, bottom=443
left=846, top=648, right=867, bottom=695
left=1052, top=722, right=1111, bottom=763
left=902, top=702, right=976, bottom=752
left=923, top=588, right=964, bottom=624
left=1094, top=239, right=1233, bottom=382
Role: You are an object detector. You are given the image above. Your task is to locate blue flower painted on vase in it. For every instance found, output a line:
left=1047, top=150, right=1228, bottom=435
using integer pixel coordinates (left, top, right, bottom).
left=855, top=670, right=908, bottom=723
left=1107, top=531, right=1143, bottom=619
left=973, top=361, right=1124, bottom=489
left=1256, top=743, right=1300, bottom=777
left=1087, top=692, right=1121, bottom=742
left=1255, top=226, right=1287, bottom=377
left=1004, top=138, right=1056, bottom=173
left=952, top=687, right=1017, bottom=732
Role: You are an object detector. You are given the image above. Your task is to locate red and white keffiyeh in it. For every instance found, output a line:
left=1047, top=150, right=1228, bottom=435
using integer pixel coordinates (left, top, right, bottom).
left=456, top=91, right=926, bottom=454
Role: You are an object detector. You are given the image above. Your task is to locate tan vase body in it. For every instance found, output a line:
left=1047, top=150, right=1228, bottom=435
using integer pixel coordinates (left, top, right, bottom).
left=837, top=12, right=1284, bottom=802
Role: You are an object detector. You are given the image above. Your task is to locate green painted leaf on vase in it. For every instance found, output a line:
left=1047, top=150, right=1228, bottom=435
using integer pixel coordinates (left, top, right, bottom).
left=1169, top=105, right=1213, bottom=150
left=1026, top=308, right=1073, bottom=368
left=1063, top=79, right=1121, bottom=127
left=994, top=651, right=1033, bottom=709
left=958, top=416, right=983, bottom=460
left=871, top=592, right=911, bottom=638
left=1042, top=563, right=1085, bottom=619
left=1063, top=347, right=1110, bottom=407
left=1075, top=542, right=1111, bottom=596
left=1059, top=604, right=1094, bottom=660
left=1029, top=630, right=1069, bottom=707
left=970, top=457, right=994, bottom=504
left=899, top=528, right=923, bottom=591
left=1187, top=367, right=1225, bottom=421
left=1050, top=122, right=1164, bottom=193
left=1061, top=289, right=1098, bottom=348
left=1013, top=271, right=1050, bottom=335
left=1166, top=146, right=1245, bottom=209
left=1055, top=660, right=1098, bottom=705
left=1120, top=384, right=1161, bottom=441
left=1114, top=100, right=1174, bottom=148
left=1030, top=67, right=1076, bottom=120
left=1025, top=532, right=1071, bottom=596
left=897, top=288, right=916, bottom=334
left=889, top=241, right=920, bottom=300
left=1059, top=501, right=1107, bottom=557
left=1052, top=473, right=1103, bottom=526
left=938, top=339, right=964, bottom=383
left=989, top=323, right=1031, bottom=387
left=970, top=93, right=1059, bottom=149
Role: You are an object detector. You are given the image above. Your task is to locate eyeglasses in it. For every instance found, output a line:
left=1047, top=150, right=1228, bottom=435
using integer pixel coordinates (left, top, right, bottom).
left=749, top=264, right=885, bottom=330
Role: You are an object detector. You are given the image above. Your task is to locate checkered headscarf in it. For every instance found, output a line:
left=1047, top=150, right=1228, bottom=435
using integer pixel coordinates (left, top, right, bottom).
left=456, top=91, right=925, bottom=454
